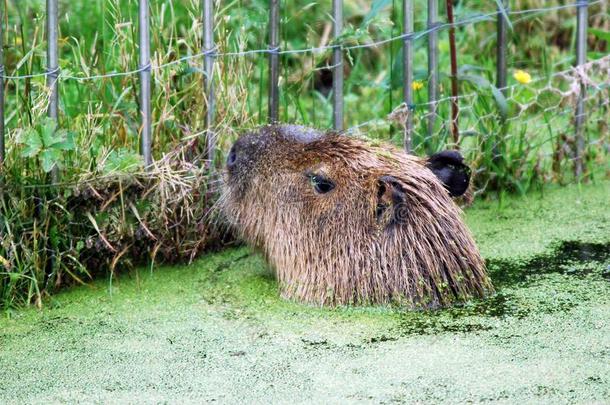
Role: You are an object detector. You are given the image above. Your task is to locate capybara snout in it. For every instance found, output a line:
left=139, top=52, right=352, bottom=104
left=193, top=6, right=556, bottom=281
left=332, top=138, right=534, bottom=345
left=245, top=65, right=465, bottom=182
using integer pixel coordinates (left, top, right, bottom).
left=222, top=125, right=493, bottom=307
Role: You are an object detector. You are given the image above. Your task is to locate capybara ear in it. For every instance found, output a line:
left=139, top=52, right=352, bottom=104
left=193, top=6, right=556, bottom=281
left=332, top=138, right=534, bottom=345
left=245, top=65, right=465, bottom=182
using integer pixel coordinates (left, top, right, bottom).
left=376, top=175, right=407, bottom=226
left=426, top=150, right=471, bottom=197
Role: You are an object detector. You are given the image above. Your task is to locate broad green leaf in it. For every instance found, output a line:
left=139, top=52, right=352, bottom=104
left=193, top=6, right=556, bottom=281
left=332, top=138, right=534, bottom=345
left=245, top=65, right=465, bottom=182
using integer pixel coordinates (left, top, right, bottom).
left=40, top=118, right=60, bottom=147
left=49, top=224, right=59, bottom=248
left=362, top=0, right=391, bottom=27
left=588, top=51, right=606, bottom=60
left=458, top=73, right=490, bottom=89
left=458, top=64, right=490, bottom=75
left=590, top=28, right=610, bottom=43
left=493, top=0, right=513, bottom=30
left=53, top=130, right=76, bottom=151
left=491, top=85, right=509, bottom=120
left=20, top=129, right=43, bottom=158
left=102, top=149, right=143, bottom=174
left=40, top=148, right=62, bottom=172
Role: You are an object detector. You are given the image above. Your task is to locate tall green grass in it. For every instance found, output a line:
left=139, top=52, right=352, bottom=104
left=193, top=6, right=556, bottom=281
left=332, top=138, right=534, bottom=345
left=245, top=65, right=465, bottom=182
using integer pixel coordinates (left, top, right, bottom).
left=2, top=0, right=608, bottom=181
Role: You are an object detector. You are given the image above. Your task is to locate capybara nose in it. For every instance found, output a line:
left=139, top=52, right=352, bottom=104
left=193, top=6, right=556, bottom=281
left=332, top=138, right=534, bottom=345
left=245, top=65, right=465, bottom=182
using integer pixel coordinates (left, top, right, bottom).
left=226, top=143, right=238, bottom=169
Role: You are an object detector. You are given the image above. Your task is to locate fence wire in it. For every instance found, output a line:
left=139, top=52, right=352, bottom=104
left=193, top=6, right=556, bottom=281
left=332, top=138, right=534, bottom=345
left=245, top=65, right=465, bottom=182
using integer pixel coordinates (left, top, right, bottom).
left=0, top=1, right=603, bottom=82
left=0, top=0, right=608, bottom=195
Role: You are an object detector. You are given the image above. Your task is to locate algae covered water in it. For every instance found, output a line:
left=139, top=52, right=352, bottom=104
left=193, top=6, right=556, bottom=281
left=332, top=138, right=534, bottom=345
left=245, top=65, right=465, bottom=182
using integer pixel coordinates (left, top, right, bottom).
left=395, top=240, right=610, bottom=336
left=0, top=182, right=609, bottom=403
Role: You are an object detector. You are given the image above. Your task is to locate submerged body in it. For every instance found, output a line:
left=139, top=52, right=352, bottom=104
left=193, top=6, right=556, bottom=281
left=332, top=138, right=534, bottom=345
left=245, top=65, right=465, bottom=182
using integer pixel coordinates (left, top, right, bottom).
left=221, top=125, right=492, bottom=307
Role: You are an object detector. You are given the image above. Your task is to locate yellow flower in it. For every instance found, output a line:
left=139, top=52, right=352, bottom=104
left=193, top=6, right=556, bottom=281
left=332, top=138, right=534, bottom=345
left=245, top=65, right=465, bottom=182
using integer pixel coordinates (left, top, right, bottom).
left=513, top=69, right=532, bottom=84
left=412, top=80, right=424, bottom=91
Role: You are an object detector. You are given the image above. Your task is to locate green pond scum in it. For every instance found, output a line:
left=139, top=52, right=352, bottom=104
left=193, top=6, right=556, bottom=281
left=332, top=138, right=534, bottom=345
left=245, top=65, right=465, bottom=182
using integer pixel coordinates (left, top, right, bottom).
left=1, top=181, right=609, bottom=403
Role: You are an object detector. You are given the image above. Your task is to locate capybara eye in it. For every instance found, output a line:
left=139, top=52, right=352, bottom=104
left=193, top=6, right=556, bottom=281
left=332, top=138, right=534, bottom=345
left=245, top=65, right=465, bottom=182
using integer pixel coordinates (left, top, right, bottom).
left=309, top=174, right=335, bottom=194
left=226, top=145, right=237, bottom=168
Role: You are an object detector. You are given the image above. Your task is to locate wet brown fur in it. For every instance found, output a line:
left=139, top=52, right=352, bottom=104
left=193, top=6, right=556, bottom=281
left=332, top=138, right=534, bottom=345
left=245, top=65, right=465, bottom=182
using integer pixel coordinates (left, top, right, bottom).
left=221, top=125, right=493, bottom=307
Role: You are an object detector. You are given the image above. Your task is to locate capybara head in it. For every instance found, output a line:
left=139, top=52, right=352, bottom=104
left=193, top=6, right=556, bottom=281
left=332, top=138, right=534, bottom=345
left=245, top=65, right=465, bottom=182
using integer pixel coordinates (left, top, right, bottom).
left=221, top=125, right=493, bottom=307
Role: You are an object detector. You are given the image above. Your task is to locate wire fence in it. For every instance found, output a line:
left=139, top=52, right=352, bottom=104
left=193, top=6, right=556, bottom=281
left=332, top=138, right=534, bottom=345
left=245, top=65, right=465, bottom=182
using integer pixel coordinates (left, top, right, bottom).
left=0, top=0, right=608, bottom=189
left=0, top=2, right=604, bottom=79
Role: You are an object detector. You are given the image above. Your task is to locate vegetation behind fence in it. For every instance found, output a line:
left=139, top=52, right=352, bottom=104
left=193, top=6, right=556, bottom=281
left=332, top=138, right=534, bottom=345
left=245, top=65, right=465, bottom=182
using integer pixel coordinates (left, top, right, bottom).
left=0, top=0, right=608, bottom=308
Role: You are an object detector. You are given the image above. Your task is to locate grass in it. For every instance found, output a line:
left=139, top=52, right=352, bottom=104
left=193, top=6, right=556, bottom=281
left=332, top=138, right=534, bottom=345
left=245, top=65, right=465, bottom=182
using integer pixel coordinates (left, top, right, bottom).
left=0, top=181, right=609, bottom=403
left=3, top=0, right=608, bottom=176
left=0, top=0, right=608, bottom=308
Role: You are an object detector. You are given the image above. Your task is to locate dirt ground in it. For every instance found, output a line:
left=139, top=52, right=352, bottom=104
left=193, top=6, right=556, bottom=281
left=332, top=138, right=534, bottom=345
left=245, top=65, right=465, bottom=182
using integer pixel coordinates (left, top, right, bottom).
left=1, top=182, right=609, bottom=404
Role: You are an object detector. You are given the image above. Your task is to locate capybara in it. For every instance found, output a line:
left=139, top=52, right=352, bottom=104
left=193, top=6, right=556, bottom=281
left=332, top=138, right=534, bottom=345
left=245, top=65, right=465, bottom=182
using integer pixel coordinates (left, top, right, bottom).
left=221, top=125, right=493, bottom=307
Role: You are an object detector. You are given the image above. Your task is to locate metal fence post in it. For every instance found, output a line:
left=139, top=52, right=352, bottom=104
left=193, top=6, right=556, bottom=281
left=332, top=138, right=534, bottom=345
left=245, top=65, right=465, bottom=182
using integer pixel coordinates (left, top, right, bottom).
left=203, top=0, right=215, bottom=162
left=496, top=0, right=508, bottom=96
left=446, top=0, right=459, bottom=144
left=139, top=0, right=152, bottom=169
left=402, top=0, right=413, bottom=152
left=494, top=0, right=509, bottom=166
left=574, top=0, right=588, bottom=179
left=0, top=3, right=4, bottom=168
left=47, top=0, right=59, bottom=182
left=427, top=0, right=438, bottom=139
left=332, top=0, right=343, bottom=131
left=268, top=0, right=280, bottom=123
